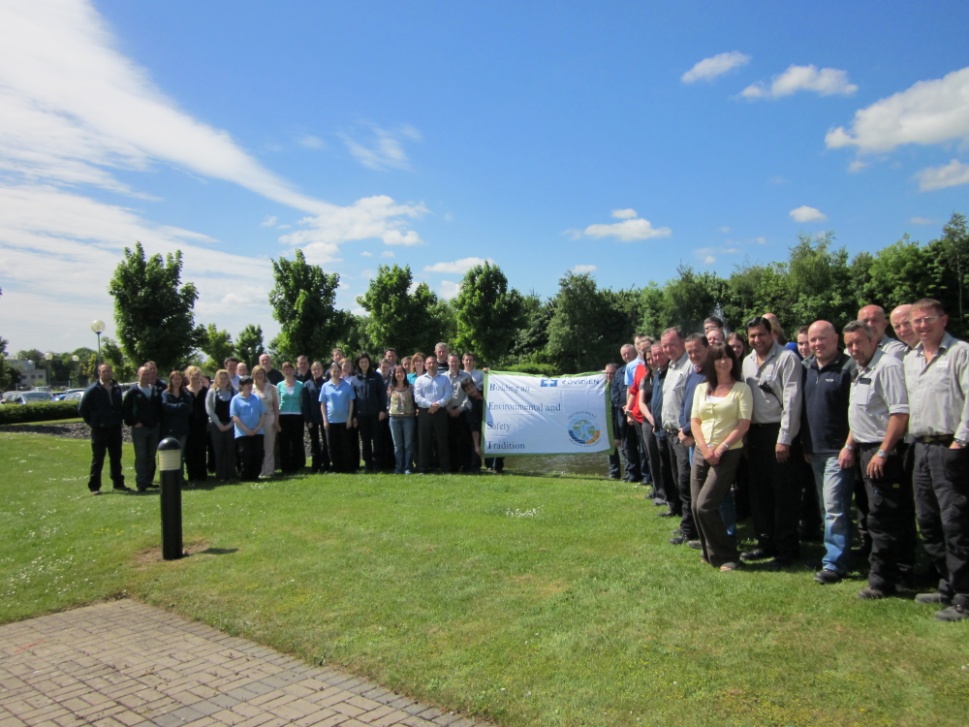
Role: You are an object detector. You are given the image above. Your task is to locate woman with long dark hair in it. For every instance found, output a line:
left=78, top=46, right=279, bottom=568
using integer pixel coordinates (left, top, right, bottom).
left=349, top=353, right=387, bottom=473
left=689, top=344, right=752, bottom=571
left=387, top=363, right=416, bottom=474
left=160, top=369, right=193, bottom=487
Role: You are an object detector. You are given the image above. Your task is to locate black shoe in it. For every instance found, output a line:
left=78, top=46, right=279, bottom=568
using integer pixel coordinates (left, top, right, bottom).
left=112, top=485, right=132, bottom=493
left=652, top=498, right=668, bottom=506
left=858, top=586, right=894, bottom=600
left=669, top=535, right=689, bottom=545
left=915, top=592, right=952, bottom=605
left=935, top=604, right=969, bottom=622
left=740, top=547, right=773, bottom=562
left=766, top=559, right=793, bottom=572
left=658, top=510, right=677, bottom=518
left=687, top=540, right=702, bottom=550
left=814, top=569, right=842, bottom=585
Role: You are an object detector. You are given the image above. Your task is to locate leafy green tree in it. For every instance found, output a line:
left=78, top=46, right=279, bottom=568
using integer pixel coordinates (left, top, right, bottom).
left=785, top=233, right=854, bottom=327
left=268, top=249, right=350, bottom=361
left=546, top=272, right=620, bottom=373
left=101, top=337, right=136, bottom=381
left=722, top=262, right=791, bottom=332
left=939, top=212, right=969, bottom=334
left=858, top=236, right=939, bottom=313
left=235, top=324, right=265, bottom=368
left=507, top=293, right=553, bottom=366
left=452, top=263, right=524, bottom=365
left=198, top=323, right=234, bottom=372
left=108, top=242, right=200, bottom=371
left=356, top=264, right=445, bottom=354
left=658, top=267, right=726, bottom=333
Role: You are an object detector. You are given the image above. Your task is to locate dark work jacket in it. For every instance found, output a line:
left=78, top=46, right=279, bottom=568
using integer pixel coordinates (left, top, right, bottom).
left=651, top=366, right=668, bottom=435
left=79, top=380, right=124, bottom=429
left=803, top=351, right=855, bottom=456
left=122, top=385, right=162, bottom=428
left=350, top=371, right=388, bottom=416
left=611, top=364, right=628, bottom=433
left=680, top=368, right=706, bottom=436
left=160, top=389, right=193, bottom=438
left=302, top=377, right=325, bottom=425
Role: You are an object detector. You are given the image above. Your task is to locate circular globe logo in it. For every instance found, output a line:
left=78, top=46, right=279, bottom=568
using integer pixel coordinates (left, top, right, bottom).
left=567, top=413, right=601, bottom=446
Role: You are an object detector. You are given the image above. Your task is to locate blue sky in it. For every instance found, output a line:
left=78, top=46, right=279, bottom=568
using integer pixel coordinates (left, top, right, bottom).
left=2, top=0, right=969, bottom=354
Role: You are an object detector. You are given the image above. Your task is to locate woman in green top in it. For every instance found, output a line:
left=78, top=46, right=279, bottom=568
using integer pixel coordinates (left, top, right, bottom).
left=690, top=344, right=752, bottom=571
left=276, top=361, right=305, bottom=474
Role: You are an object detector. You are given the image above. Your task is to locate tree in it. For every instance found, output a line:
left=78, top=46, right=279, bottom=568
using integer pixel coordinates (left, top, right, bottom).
left=659, top=267, right=726, bottom=332
left=235, top=324, right=265, bottom=368
left=546, top=272, right=619, bottom=374
left=452, top=263, right=524, bottom=365
left=939, top=212, right=969, bottom=335
left=268, top=249, right=351, bottom=362
left=108, top=242, right=200, bottom=371
left=507, top=292, right=553, bottom=366
left=198, top=323, right=234, bottom=372
left=785, top=233, right=854, bottom=326
left=101, top=337, right=136, bottom=381
left=356, top=265, right=445, bottom=354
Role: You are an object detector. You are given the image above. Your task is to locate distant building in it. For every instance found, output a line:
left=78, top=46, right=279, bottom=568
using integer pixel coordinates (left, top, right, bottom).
left=6, top=359, right=48, bottom=389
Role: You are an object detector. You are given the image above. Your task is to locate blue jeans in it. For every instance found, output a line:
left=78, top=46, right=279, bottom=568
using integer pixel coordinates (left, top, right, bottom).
left=389, top=415, right=415, bottom=473
left=811, top=453, right=854, bottom=574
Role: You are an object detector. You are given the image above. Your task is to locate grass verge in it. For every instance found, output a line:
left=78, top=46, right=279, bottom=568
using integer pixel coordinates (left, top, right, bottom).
left=1, top=431, right=967, bottom=726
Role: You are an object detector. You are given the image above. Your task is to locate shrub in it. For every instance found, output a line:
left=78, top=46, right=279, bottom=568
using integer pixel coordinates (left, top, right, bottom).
left=0, top=401, right=81, bottom=425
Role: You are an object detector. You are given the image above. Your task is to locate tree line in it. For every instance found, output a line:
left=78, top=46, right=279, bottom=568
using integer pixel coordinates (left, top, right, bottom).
left=4, top=213, right=966, bottom=389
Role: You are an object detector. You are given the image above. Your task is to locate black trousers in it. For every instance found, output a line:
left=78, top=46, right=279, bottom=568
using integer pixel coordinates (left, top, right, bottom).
left=307, top=422, right=330, bottom=472
left=356, top=413, right=381, bottom=472
left=88, top=426, right=124, bottom=492
left=277, top=415, right=305, bottom=473
left=858, top=443, right=916, bottom=592
left=746, top=423, right=801, bottom=563
left=655, top=431, right=681, bottom=515
left=619, top=418, right=642, bottom=482
left=418, top=408, right=450, bottom=473
left=326, top=423, right=354, bottom=473
left=670, top=436, right=697, bottom=538
left=237, top=434, right=264, bottom=481
left=640, top=421, right=666, bottom=503
left=913, top=441, right=969, bottom=607
left=448, top=410, right=471, bottom=472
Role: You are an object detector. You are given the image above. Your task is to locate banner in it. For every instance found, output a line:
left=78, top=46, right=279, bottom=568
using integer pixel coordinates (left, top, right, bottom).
left=482, top=371, right=614, bottom=456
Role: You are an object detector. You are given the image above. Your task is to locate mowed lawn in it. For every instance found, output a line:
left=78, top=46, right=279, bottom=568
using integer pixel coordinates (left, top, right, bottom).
left=1, top=430, right=967, bottom=726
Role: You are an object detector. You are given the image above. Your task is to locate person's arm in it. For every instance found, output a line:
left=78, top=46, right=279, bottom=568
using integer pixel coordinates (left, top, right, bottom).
left=639, top=384, right=655, bottom=428
left=775, top=354, right=802, bottom=461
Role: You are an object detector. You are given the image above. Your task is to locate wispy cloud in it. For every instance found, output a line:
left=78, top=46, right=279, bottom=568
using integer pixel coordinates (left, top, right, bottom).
left=916, top=159, right=969, bottom=191
left=789, top=205, right=827, bottom=223
left=910, top=216, right=935, bottom=225
left=571, top=264, right=597, bottom=274
left=826, top=67, right=969, bottom=153
left=341, top=122, right=421, bottom=171
left=577, top=209, right=672, bottom=242
left=297, top=134, right=325, bottom=150
left=742, top=64, right=857, bottom=99
left=439, top=280, right=461, bottom=299
left=424, top=257, right=493, bottom=275
left=682, top=51, right=750, bottom=84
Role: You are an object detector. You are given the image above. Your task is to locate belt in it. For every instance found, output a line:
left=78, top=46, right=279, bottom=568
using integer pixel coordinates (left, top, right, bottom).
left=915, top=434, right=954, bottom=445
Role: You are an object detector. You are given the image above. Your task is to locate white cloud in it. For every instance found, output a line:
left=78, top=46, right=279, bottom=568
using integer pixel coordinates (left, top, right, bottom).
left=261, top=215, right=278, bottom=227
left=380, top=250, right=395, bottom=258
left=341, top=122, right=421, bottom=171
left=297, top=134, right=325, bottom=150
left=571, top=264, right=597, bottom=274
left=848, top=159, right=869, bottom=173
left=826, top=67, right=969, bottom=153
left=742, top=64, right=857, bottom=99
left=424, top=257, right=493, bottom=275
left=581, top=210, right=672, bottom=242
left=719, top=226, right=731, bottom=234
left=439, top=280, right=461, bottom=300
left=916, top=159, right=969, bottom=191
left=360, top=251, right=373, bottom=257
left=789, top=205, right=827, bottom=222
left=755, top=236, right=768, bottom=245
left=909, top=216, right=935, bottom=225
left=682, top=51, right=750, bottom=84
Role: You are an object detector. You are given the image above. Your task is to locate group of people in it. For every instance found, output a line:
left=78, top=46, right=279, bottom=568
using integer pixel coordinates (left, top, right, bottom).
left=79, top=343, right=492, bottom=494
left=608, top=299, right=968, bottom=623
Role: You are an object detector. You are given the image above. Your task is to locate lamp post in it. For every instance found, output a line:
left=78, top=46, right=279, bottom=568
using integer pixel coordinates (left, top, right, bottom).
left=44, top=351, right=53, bottom=387
left=91, top=320, right=105, bottom=367
left=72, top=355, right=80, bottom=387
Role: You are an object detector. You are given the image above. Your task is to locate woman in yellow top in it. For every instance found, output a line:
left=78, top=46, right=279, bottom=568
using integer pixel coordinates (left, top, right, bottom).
left=690, top=344, right=752, bottom=571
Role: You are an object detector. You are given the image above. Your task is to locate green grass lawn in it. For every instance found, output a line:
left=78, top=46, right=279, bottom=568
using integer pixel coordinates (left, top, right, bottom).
left=1, top=430, right=967, bottom=726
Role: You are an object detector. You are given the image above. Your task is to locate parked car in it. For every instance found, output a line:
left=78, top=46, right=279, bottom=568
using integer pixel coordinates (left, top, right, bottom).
left=16, top=391, right=54, bottom=404
left=60, top=390, right=85, bottom=402
left=1, top=391, right=21, bottom=405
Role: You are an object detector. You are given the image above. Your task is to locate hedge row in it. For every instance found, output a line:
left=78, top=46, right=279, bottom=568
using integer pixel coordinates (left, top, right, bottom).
left=0, top=401, right=81, bottom=425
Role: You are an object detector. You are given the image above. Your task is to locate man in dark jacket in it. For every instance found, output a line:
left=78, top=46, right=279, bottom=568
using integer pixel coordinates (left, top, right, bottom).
left=78, top=363, right=129, bottom=494
left=122, top=365, right=162, bottom=492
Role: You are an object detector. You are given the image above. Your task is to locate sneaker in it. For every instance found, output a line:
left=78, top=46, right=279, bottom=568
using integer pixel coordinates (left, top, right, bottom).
left=814, top=569, right=842, bottom=585
left=858, top=587, right=893, bottom=600
left=669, top=535, right=689, bottom=545
left=915, top=592, right=952, bottom=605
left=934, top=604, right=969, bottom=622
left=740, top=547, right=773, bottom=562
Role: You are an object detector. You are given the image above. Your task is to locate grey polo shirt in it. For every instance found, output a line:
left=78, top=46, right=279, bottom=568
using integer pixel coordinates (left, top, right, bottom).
left=741, top=342, right=802, bottom=445
left=904, top=332, right=969, bottom=440
left=849, top=349, right=909, bottom=444
left=878, top=336, right=909, bottom=362
left=661, top=351, right=690, bottom=432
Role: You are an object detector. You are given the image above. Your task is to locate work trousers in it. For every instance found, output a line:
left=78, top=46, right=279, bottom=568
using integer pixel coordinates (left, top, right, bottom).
left=88, top=426, right=124, bottom=492
left=746, top=422, right=801, bottom=563
left=418, top=408, right=450, bottom=474
left=858, top=443, right=916, bottom=592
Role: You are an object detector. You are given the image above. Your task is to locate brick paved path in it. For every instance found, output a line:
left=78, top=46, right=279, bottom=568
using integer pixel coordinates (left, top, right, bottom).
left=0, top=600, right=489, bottom=727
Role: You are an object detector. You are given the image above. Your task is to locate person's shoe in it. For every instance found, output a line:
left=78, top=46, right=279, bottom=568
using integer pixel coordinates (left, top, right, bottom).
left=915, top=592, right=952, bottom=605
left=688, top=540, right=702, bottom=550
left=652, top=498, right=667, bottom=506
left=934, top=604, right=969, bottom=622
left=814, top=569, right=842, bottom=585
left=740, top=547, right=772, bottom=562
left=658, top=510, right=677, bottom=518
left=858, top=586, right=893, bottom=600
left=669, top=535, right=689, bottom=545
left=765, top=559, right=793, bottom=572
left=91, top=490, right=102, bottom=496
left=719, top=562, right=740, bottom=572
left=112, top=484, right=132, bottom=493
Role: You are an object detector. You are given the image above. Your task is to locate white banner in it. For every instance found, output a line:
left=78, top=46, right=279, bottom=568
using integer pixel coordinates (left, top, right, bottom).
left=482, top=371, right=614, bottom=456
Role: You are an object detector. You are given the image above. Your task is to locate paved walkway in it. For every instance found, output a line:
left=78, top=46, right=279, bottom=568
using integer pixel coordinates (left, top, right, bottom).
left=0, top=600, right=489, bottom=727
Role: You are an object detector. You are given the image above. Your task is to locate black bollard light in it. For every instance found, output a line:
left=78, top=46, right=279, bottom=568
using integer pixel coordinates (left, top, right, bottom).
left=158, top=437, right=184, bottom=560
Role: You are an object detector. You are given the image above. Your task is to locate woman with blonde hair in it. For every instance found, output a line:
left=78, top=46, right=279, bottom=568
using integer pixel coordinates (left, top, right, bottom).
left=160, top=369, right=193, bottom=487
left=206, top=368, right=237, bottom=482
left=184, top=365, right=210, bottom=485
left=407, top=352, right=425, bottom=384
left=251, top=364, right=280, bottom=477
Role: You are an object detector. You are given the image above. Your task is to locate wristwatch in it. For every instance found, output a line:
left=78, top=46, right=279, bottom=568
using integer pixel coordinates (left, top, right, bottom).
left=876, top=449, right=887, bottom=459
